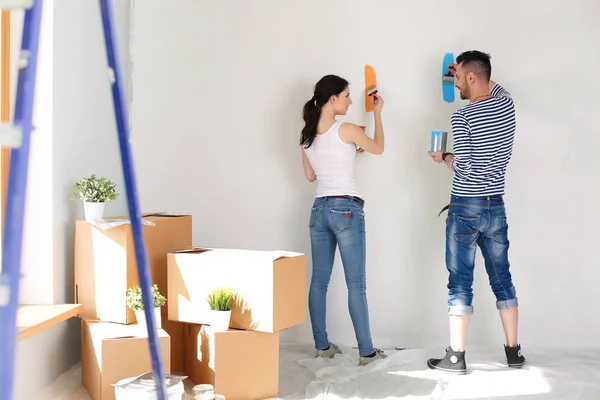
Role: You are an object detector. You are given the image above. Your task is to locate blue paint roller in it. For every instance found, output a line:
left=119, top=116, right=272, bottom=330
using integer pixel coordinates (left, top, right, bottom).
left=442, top=52, right=455, bottom=103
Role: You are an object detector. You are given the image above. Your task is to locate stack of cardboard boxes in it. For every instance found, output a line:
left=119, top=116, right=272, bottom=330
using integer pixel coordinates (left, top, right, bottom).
left=167, top=247, right=305, bottom=399
left=74, top=214, right=306, bottom=400
left=75, top=214, right=192, bottom=400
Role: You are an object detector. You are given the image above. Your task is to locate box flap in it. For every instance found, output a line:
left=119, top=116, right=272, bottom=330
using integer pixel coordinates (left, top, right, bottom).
left=214, top=249, right=303, bottom=262
left=271, top=250, right=304, bottom=260
left=143, top=212, right=192, bottom=219
left=88, top=218, right=155, bottom=231
left=172, top=246, right=215, bottom=255
left=88, top=321, right=140, bottom=339
left=86, top=213, right=190, bottom=231
left=176, top=247, right=302, bottom=262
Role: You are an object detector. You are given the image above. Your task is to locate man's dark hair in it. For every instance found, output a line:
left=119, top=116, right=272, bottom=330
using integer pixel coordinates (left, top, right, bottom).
left=456, top=50, right=492, bottom=82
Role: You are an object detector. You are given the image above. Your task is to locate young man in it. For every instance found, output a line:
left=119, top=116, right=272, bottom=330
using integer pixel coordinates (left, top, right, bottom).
left=427, top=50, right=526, bottom=374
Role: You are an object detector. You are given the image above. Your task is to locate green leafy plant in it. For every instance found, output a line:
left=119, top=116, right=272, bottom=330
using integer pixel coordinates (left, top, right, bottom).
left=206, top=286, right=234, bottom=311
left=71, top=174, right=118, bottom=203
left=126, top=284, right=167, bottom=311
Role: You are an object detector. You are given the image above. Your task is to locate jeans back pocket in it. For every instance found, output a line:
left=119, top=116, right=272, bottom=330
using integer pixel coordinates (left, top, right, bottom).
left=452, top=213, right=481, bottom=245
left=329, top=209, right=354, bottom=232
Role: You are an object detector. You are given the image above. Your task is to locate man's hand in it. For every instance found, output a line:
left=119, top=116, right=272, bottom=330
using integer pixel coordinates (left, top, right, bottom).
left=428, top=150, right=444, bottom=163
left=448, top=62, right=457, bottom=74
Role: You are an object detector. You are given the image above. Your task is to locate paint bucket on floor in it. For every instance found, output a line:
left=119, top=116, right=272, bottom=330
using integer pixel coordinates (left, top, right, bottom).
left=192, top=384, right=214, bottom=399
left=113, top=372, right=185, bottom=399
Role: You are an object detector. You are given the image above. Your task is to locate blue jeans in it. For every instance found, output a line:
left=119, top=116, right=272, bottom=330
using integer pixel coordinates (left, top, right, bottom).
left=308, top=196, right=374, bottom=356
left=445, top=195, right=519, bottom=316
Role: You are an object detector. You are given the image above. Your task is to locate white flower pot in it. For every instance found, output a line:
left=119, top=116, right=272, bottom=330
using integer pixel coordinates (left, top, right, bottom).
left=84, top=201, right=106, bottom=221
left=209, top=310, right=232, bottom=332
left=134, top=307, right=162, bottom=331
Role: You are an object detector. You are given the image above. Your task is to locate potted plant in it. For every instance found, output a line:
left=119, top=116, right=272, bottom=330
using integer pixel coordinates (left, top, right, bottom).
left=206, top=286, right=234, bottom=332
left=71, top=174, right=118, bottom=221
left=126, top=284, right=166, bottom=329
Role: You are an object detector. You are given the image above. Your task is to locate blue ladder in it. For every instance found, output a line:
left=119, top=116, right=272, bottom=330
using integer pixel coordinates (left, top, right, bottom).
left=0, top=1, right=167, bottom=399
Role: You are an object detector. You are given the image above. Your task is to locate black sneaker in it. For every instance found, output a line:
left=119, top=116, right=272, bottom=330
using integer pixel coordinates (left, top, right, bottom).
left=427, top=346, right=467, bottom=374
left=504, top=344, right=526, bottom=368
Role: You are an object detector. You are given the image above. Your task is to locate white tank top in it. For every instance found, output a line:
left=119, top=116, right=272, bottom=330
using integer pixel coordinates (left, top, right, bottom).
left=303, top=121, right=363, bottom=198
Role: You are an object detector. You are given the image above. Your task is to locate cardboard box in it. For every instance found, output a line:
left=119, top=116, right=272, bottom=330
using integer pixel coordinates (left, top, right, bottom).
left=184, top=324, right=279, bottom=400
left=74, top=213, right=192, bottom=325
left=121, top=311, right=184, bottom=373
left=160, top=310, right=185, bottom=373
left=81, top=319, right=171, bottom=400
left=168, top=247, right=305, bottom=332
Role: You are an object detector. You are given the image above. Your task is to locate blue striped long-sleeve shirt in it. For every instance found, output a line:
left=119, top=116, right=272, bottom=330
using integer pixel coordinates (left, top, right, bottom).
left=450, top=84, right=516, bottom=197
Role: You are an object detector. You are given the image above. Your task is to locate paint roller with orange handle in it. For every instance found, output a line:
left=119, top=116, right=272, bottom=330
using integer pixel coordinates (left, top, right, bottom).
left=364, top=64, right=379, bottom=113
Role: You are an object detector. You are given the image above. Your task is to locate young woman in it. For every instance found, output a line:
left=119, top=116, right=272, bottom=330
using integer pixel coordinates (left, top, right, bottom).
left=300, top=74, right=386, bottom=366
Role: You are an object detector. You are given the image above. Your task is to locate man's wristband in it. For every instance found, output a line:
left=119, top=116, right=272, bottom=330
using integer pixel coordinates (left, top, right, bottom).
left=442, top=152, right=453, bottom=162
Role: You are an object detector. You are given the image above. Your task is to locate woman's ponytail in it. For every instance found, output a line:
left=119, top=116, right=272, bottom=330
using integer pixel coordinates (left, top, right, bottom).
left=300, top=96, right=321, bottom=148
left=299, top=75, right=349, bottom=149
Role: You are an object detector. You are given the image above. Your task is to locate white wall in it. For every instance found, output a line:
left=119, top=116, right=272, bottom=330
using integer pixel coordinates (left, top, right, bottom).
left=52, top=0, right=130, bottom=305
left=130, top=0, right=600, bottom=351
left=11, top=1, right=131, bottom=398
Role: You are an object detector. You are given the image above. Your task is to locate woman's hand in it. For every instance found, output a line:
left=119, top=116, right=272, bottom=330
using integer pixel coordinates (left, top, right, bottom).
left=372, top=93, right=384, bottom=114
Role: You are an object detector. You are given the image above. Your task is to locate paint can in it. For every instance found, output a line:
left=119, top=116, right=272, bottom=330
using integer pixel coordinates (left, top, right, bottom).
left=430, top=131, right=448, bottom=152
left=192, top=384, right=214, bottom=399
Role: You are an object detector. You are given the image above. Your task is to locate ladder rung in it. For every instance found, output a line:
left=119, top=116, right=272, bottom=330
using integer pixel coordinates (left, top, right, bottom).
left=0, top=123, right=22, bottom=148
left=0, top=0, right=33, bottom=9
